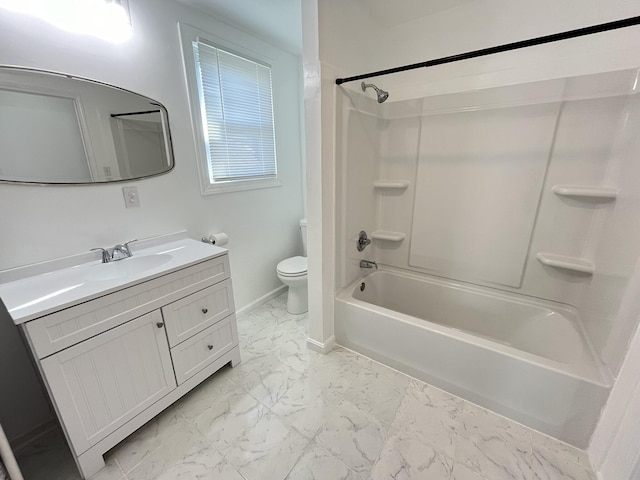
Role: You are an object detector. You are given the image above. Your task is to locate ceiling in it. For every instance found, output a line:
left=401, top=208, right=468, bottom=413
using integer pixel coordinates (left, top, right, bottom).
left=176, top=0, right=477, bottom=55
left=176, top=0, right=302, bottom=54
left=356, top=0, right=475, bottom=29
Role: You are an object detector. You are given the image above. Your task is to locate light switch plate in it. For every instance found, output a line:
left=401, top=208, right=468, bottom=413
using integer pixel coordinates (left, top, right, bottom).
left=122, top=186, right=140, bottom=208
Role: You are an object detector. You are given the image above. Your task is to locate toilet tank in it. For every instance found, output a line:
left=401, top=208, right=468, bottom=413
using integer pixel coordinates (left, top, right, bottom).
left=300, top=218, right=307, bottom=256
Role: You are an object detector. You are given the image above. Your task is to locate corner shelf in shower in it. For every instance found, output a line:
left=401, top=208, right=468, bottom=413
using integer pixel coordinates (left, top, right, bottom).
left=373, top=180, right=410, bottom=191
left=371, top=231, right=406, bottom=242
left=552, top=185, right=618, bottom=200
left=536, top=253, right=595, bottom=275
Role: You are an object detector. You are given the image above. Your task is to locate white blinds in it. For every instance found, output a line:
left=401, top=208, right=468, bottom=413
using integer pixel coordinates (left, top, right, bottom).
left=193, top=40, right=277, bottom=183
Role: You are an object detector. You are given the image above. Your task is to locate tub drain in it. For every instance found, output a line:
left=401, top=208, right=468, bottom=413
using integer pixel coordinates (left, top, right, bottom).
left=360, top=282, right=365, bottom=292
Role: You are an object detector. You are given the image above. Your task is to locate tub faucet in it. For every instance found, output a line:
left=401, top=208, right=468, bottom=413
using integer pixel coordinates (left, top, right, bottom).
left=360, top=260, right=378, bottom=269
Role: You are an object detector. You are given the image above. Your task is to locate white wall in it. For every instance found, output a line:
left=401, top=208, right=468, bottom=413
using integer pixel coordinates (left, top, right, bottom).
left=0, top=0, right=304, bottom=442
left=377, top=1, right=640, bottom=101
left=303, top=0, right=387, bottom=350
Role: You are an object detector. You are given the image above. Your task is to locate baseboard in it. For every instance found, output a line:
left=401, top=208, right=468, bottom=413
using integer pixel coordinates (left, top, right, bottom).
left=236, top=285, right=287, bottom=318
left=10, top=418, right=58, bottom=454
left=307, top=335, right=336, bottom=354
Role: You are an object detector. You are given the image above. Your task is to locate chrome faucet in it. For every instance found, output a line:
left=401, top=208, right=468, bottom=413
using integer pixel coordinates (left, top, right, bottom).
left=90, top=239, right=137, bottom=263
left=90, top=248, right=111, bottom=264
left=360, top=260, right=378, bottom=269
left=111, top=239, right=137, bottom=261
left=357, top=231, right=371, bottom=252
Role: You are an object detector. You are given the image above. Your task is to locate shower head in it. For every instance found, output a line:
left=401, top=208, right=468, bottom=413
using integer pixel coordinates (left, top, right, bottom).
left=361, top=82, right=389, bottom=103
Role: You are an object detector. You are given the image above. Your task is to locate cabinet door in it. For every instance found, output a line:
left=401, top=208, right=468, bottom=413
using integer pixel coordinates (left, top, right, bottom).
left=41, top=310, right=176, bottom=455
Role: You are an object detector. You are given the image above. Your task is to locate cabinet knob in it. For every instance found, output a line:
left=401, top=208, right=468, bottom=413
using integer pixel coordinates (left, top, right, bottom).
left=201, top=308, right=208, bottom=314
left=156, top=322, right=164, bottom=329
left=207, top=344, right=213, bottom=350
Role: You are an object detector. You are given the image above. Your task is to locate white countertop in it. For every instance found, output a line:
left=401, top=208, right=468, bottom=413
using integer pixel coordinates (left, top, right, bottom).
left=0, top=233, right=228, bottom=325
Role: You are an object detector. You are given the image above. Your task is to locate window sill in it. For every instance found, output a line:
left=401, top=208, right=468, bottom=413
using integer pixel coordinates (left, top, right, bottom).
left=201, top=177, right=282, bottom=195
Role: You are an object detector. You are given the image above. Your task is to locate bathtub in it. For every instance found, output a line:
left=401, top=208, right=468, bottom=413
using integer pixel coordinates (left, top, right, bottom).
left=335, top=269, right=612, bottom=448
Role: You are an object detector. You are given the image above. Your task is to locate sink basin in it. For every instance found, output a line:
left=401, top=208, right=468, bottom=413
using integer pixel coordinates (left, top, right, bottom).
left=87, top=254, right=173, bottom=282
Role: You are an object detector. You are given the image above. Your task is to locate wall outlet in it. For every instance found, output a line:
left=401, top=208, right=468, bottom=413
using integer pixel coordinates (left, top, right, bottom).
left=122, top=186, right=140, bottom=208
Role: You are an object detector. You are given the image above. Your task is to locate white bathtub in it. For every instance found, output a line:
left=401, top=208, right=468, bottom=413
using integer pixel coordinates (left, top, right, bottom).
left=335, top=269, right=612, bottom=448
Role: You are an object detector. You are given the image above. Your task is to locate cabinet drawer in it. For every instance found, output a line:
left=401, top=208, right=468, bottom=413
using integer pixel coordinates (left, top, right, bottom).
left=162, top=280, right=234, bottom=347
left=171, top=315, right=238, bottom=385
left=40, top=310, right=176, bottom=454
left=26, top=255, right=230, bottom=359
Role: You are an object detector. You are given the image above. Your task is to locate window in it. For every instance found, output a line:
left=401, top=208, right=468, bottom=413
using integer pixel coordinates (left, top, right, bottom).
left=186, top=33, right=279, bottom=194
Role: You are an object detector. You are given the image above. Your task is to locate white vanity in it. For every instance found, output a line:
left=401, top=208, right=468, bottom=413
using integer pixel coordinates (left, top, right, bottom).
left=0, top=232, right=240, bottom=479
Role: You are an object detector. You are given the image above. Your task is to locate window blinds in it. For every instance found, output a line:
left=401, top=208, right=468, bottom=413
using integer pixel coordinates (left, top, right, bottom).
left=193, top=40, right=277, bottom=183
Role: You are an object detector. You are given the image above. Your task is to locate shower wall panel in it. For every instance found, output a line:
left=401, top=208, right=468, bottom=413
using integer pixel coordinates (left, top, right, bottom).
left=337, top=92, right=380, bottom=289
left=409, top=103, right=559, bottom=287
left=577, top=93, right=640, bottom=375
left=369, top=71, right=637, bottom=308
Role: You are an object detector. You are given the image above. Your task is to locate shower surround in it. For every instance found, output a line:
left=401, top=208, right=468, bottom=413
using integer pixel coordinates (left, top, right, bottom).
left=334, top=68, right=640, bottom=447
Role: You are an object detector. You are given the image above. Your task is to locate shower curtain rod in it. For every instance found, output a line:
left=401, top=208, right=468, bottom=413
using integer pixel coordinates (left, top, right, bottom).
left=335, top=15, right=640, bottom=85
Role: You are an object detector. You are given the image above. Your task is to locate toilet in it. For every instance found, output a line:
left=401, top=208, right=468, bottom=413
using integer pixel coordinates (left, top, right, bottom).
left=277, top=219, right=308, bottom=314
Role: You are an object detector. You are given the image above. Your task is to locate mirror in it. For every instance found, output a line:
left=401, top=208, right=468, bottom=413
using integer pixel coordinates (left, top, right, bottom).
left=0, top=67, right=175, bottom=184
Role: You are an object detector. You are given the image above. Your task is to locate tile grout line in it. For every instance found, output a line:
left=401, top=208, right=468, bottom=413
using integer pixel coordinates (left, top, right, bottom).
left=366, top=379, right=411, bottom=475
left=114, top=458, right=127, bottom=480
left=280, top=436, right=314, bottom=480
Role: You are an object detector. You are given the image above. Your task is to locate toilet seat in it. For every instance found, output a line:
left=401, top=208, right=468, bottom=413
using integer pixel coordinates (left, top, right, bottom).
left=277, top=256, right=307, bottom=277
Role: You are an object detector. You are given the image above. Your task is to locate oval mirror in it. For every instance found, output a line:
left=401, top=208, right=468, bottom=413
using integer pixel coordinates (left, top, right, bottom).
left=0, top=67, right=174, bottom=184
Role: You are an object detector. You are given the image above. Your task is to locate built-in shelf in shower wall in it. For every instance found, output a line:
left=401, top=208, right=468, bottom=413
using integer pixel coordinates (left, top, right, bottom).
left=371, top=230, right=406, bottom=242
left=552, top=185, right=618, bottom=200
left=536, top=253, right=595, bottom=275
left=373, top=180, right=410, bottom=190
left=373, top=183, right=409, bottom=247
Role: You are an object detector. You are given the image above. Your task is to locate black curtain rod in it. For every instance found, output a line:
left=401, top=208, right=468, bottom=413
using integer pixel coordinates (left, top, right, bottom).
left=111, top=109, right=161, bottom=117
left=335, top=15, right=640, bottom=85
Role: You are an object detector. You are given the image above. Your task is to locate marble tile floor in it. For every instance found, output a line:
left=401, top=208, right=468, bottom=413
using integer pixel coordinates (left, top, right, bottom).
left=17, top=293, right=597, bottom=480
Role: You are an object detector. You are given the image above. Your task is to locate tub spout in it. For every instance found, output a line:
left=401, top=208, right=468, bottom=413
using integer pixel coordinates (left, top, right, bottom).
left=360, top=260, right=378, bottom=269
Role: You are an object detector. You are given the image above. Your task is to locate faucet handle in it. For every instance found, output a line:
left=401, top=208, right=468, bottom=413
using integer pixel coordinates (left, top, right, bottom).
left=90, top=248, right=111, bottom=263
left=357, top=231, right=371, bottom=252
left=123, top=239, right=138, bottom=255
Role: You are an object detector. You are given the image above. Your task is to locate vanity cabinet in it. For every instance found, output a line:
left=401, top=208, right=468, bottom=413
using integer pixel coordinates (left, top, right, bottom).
left=0, top=238, right=241, bottom=479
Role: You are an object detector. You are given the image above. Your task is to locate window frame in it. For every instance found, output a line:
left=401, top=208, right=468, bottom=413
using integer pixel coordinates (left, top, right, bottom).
left=179, top=23, right=282, bottom=195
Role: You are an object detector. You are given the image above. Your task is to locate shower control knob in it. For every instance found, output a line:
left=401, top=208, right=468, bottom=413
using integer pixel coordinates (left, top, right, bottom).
left=156, top=322, right=164, bottom=329
left=202, top=308, right=208, bottom=314
left=357, top=231, right=372, bottom=252
left=207, top=344, right=213, bottom=350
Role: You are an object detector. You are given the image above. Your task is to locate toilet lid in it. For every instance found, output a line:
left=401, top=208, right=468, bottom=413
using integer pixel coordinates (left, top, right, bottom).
left=277, top=256, right=307, bottom=276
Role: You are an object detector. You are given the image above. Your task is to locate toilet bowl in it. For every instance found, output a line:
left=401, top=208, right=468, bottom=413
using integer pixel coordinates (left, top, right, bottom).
left=277, top=219, right=308, bottom=314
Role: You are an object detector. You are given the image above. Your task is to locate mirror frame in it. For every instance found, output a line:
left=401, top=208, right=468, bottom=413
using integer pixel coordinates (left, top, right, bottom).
left=0, top=66, right=176, bottom=186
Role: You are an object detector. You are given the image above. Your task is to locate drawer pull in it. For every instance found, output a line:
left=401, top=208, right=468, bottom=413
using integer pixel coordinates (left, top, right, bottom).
left=207, top=344, right=213, bottom=350
left=156, top=322, right=164, bottom=329
left=201, top=308, right=208, bottom=314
